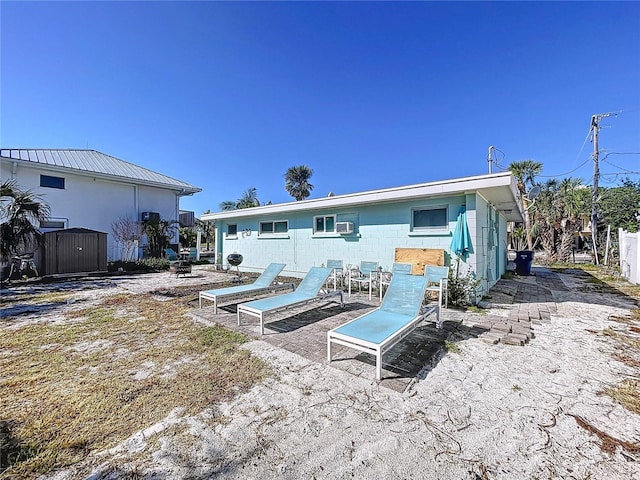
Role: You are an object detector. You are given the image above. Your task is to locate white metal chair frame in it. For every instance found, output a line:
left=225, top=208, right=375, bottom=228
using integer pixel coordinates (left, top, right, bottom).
left=237, top=267, right=344, bottom=335
left=199, top=263, right=293, bottom=313
left=325, top=259, right=345, bottom=291
left=424, top=265, right=449, bottom=309
left=328, top=273, right=440, bottom=381
left=347, top=261, right=379, bottom=300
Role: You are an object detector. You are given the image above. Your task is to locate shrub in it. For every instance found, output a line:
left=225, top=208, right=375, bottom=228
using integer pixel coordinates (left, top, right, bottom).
left=135, top=257, right=170, bottom=271
left=107, top=258, right=170, bottom=272
left=448, top=264, right=480, bottom=307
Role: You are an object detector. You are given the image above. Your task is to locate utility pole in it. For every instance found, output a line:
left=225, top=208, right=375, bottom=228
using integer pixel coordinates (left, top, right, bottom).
left=590, top=112, right=612, bottom=265
left=487, top=145, right=494, bottom=174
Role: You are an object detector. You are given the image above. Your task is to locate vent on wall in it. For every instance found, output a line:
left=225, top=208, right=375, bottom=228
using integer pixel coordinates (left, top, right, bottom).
left=336, top=221, right=354, bottom=234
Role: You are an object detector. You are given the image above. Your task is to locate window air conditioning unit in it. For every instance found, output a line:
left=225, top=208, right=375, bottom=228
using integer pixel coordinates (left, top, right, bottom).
left=336, top=221, right=354, bottom=234
left=141, top=211, right=160, bottom=222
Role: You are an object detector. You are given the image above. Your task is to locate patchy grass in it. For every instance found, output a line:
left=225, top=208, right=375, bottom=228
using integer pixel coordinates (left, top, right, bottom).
left=602, top=327, right=640, bottom=350
left=0, top=293, right=268, bottom=479
left=465, top=305, right=487, bottom=315
left=570, top=267, right=640, bottom=417
left=444, top=340, right=460, bottom=354
left=602, top=380, right=640, bottom=415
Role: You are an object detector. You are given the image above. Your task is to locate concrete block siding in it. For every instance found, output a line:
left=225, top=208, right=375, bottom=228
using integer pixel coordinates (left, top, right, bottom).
left=219, top=194, right=481, bottom=276
left=207, top=172, right=521, bottom=295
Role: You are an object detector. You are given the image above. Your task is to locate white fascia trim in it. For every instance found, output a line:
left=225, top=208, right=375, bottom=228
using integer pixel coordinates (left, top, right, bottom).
left=2, top=158, right=201, bottom=195
left=202, top=172, right=515, bottom=221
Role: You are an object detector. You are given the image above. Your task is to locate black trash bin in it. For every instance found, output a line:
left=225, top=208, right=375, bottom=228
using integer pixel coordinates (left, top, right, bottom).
left=515, top=250, right=534, bottom=276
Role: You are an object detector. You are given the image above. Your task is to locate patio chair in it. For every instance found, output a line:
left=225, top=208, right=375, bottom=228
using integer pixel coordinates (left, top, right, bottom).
left=328, top=273, right=439, bottom=381
left=347, top=261, right=379, bottom=300
left=237, top=266, right=344, bottom=335
left=424, top=265, right=449, bottom=309
left=325, top=259, right=344, bottom=291
left=164, top=248, right=179, bottom=262
left=188, top=247, right=198, bottom=261
left=199, top=263, right=294, bottom=314
left=379, top=262, right=413, bottom=301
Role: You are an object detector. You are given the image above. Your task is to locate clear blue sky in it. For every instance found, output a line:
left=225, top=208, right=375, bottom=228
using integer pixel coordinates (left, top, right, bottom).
left=2, top=1, right=639, bottom=216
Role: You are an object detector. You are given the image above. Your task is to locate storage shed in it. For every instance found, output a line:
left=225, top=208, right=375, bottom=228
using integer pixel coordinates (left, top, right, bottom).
left=42, top=228, right=107, bottom=275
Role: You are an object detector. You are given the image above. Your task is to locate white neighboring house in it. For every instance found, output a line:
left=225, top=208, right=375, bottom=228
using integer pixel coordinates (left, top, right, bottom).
left=0, top=148, right=201, bottom=261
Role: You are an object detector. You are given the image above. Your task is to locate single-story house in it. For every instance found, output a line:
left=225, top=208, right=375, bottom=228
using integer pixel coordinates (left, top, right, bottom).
left=1, top=148, right=201, bottom=261
left=201, top=171, right=524, bottom=299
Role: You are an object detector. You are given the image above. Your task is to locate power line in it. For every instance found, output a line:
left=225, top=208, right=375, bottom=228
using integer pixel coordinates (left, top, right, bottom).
left=537, top=157, right=591, bottom=178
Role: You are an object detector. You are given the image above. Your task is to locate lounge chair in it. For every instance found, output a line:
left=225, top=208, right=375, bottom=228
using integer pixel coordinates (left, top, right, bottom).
left=424, top=265, right=449, bottom=309
left=379, top=262, right=413, bottom=301
left=164, top=248, right=179, bottom=262
left=199, top=263, right=293, bottom=314
left=347, top=261, right=379, bottom=300
left=237, top=266, right=344, bottom=335
left=328, top=273, right=439, bottom=381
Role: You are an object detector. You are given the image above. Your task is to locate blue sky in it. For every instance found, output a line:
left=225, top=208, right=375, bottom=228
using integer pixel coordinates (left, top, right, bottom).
left=2, top=1, right=639, bottom=216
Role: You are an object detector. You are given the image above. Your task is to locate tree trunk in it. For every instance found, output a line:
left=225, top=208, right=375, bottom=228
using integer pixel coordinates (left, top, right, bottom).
left=558, top=220, right=577, bottom=262
left=539, top=220, right=557, bottom=261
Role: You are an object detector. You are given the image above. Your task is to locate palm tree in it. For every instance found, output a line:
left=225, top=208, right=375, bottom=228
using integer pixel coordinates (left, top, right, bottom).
left=237, top=188, right=260, bottom=208
left=219, top=188, right=261, bottom=211
left=142, top=218, right=178, bottom=258
left=509, top=160, right=543, bottom=250
left=284, top=165, right=314, bottom=201
left=199, top=210, right=215, bottom=251
left=532, top=180, right=559, bottom=259
left=1, top=180, right=50, bottom=260
left=532, top=178, right=589, bottom=262
left=557, top=178, right=589, bottom=261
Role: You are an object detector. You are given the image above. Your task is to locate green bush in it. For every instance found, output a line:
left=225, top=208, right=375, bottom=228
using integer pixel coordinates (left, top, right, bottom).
left=107, top=258, right=170, bottom=272
left=448, top=264, right=480, bottom=307
left=136, top=258, right=170, bottom=271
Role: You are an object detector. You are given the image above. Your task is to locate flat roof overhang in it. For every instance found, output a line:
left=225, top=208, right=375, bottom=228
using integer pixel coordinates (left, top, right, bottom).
left=202, top=171, right=524, bottom=223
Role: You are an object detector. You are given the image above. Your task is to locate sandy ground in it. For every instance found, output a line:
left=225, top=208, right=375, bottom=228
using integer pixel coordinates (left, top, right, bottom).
left=4, top=266, right=639, bottom=480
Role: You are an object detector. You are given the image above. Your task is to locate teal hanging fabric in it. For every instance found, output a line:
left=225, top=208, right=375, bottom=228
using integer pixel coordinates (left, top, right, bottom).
left=450, top=206, right=473, bottom=260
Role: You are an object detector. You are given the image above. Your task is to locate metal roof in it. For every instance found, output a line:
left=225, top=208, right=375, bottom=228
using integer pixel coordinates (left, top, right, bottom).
left=201, top=171, right=524, bottom=223
left=0, top=148, right=201, bottom=195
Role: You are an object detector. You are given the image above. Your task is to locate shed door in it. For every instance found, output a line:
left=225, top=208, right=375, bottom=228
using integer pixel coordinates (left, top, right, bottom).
left=57, top=233, right=99, bottom=273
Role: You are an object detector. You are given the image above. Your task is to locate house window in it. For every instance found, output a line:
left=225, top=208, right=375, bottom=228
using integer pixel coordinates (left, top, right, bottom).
left=40, top=219, right=66, bottom=230
left=227, top=224, right=238, bottom=237
left=412, top=206, right=448, bottom=231
left=40, top=174, right=65, bottom=189
left=314, top=215, right=336, bottom=234
left=260, top=220, right=288, bottom=235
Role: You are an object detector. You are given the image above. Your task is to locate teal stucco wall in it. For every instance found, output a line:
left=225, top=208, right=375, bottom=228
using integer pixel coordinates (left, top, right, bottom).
left=215, top=192, right=509, bottom=294
left=216, top=195, right=467, bottom=275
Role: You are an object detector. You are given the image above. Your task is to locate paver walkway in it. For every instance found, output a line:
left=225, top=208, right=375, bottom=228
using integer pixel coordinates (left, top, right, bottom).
left=192, top=267, right=566, bottom=392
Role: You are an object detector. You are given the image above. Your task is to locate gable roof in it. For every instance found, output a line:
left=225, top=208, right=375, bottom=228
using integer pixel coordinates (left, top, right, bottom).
left=202, top=171, right=524, bottom=222
left=0, top=148, right=201, bottom=195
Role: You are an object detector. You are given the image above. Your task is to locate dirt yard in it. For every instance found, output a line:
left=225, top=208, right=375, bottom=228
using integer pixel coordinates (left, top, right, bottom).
left=1, top=265, right=639, bottom=480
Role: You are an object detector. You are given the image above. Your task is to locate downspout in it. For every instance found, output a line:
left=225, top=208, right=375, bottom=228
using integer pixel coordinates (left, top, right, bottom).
left=215, top=223, right=223, bottom=266
left=134, top=185, right=139, bottom=218
left=175, top=192, right=181, bottom=244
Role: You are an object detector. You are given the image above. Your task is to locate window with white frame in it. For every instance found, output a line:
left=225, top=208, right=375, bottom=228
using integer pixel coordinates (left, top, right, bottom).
left=314, top=215, right=336, bottom=234
left=259, top=220, right=288, bottom=235
left=412, top=206, right=448, bottom=231
left=40, top=174, right=65, bottom=189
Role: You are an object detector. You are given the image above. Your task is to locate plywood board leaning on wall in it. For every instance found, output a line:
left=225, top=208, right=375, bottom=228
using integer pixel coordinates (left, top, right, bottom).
left=394, top=248, right=445, bottom=275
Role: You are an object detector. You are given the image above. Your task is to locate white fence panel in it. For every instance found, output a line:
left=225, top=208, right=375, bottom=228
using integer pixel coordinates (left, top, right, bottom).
left=619, top=228, right=639, bottom=285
